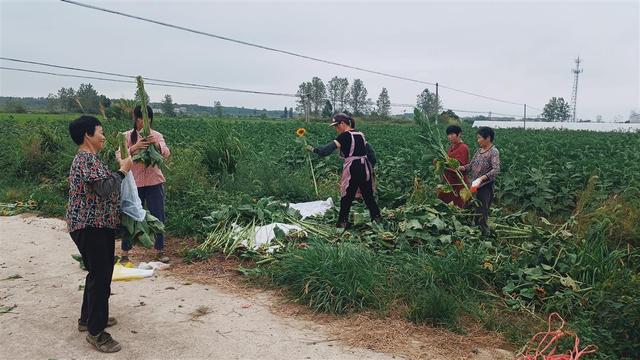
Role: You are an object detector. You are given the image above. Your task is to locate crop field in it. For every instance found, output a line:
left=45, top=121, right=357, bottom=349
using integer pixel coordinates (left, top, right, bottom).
left=1, top=112, right=639, bottom=359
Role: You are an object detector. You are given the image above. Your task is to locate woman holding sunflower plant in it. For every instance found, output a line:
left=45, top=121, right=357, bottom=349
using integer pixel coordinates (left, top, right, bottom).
left=306, top=113, right=381, bottom=228
left=458, top=126, right=500, bottom=236
left=118, top=105, right=171, bottom=263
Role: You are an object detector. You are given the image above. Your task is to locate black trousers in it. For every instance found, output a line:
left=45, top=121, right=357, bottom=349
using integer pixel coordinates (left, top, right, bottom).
left=474, top=183, right=494, bottom=234
left=70, top=227, right=115, bottom=336
left=338, top=162, right=381, bottom=225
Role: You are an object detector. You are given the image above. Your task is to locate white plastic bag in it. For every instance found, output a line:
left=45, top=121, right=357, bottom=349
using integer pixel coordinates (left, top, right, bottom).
left=289, top=197, right=334, bottom=219
left=241, top=223, right=303, bottom=250
left=120, top=172, right=146, bottom=222
left=138, top=261, right=171, bottom=271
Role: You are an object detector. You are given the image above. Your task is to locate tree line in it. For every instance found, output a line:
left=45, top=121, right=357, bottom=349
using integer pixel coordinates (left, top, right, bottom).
left=3, top=81, right=588, bottom=123
left=295, top=76, right=443, bottom=119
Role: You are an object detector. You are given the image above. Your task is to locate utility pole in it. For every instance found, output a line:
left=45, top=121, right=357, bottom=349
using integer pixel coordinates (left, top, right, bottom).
left=571, top=57, right=583, bottom=122
left=523, top=104, right=527, bottom=130
left=489, top=111, right=492, bottom=121
left=435, top=82, right=439, bottom=123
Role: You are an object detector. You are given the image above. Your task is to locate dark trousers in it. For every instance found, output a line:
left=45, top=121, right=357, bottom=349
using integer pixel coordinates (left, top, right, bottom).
left=71, top=227, right=115, bottom=336
left=122, top=184, right=165, bottom=251
left=474, top=183, right=494, bottom=234
left=338, top=162, right=381, bottom=225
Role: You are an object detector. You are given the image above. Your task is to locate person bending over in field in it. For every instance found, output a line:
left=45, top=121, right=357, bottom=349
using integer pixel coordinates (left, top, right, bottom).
left=437, top=125, right=470, bottom=208
left=118, top=105, right=171, bottom=263
left=458, top=126, right=500, bottom=236
left=66, top=115, right=132, bottom=353
left=306, top=113, right=381, bottom=228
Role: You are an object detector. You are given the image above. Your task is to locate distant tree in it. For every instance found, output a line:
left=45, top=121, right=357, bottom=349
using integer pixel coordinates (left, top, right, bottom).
left=438, top=109, right=461, bottom=124
left=310, top=77, right=327, bottom=117
left=99, top=95, right=111, bottom=109
left=46, top=93, right=59, bottom=113
left=214, top=101, right=224, bottom=117
left=57, top=87, right=76, bottom=112
left=542, top=97, right=571, bottom=122
left=348, top=79, right=368, bottom=116
left=288, top=107, right=293, bottom=118
left=321, top=100, right=333, bottom=118
left=161, top=94, right=176, bottom=117
left=296, top=81, right=313, bottom=117
left=75, top=83, right=101, bottom=114
left=4, top=99, right=27, bottom=113
left=364, top=98, right=374, bottom=115
left=282, top=106, right=288, bottom=118
left=376, top=88, right=391, bottom=117
left=328, top=77, right=349, bottom=112
left=416, top=88, right=440, bottom=119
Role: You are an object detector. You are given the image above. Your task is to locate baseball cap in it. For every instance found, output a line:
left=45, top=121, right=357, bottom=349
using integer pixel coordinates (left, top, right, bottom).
left=329, top=113, right=353, bottom=127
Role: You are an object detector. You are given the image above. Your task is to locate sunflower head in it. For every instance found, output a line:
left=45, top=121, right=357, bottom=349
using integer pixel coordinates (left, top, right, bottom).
left=296, top=128, right=306, bottom=137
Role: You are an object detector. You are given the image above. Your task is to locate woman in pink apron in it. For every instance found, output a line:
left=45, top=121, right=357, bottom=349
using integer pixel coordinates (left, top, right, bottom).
left=307, top=113, right=381, bottom=228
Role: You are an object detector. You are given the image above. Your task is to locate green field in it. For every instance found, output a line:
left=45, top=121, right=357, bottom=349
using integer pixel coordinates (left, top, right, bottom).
left=1, top=112, right=639, bottom=358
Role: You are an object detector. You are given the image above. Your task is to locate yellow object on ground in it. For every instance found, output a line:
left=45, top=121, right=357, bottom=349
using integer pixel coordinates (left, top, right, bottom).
left=112, top=264, right=154, bottom=281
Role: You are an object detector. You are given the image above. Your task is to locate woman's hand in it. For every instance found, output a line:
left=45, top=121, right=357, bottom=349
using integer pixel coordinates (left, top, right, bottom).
left=304, top=145, right=314, bottom=153
left=458, top=165, right=465, bottom=172
left=117, top=153, right=133, bottom=173
left=130, top=139, right=150, bottom=154
left=145, top=134, right=158, bottom=145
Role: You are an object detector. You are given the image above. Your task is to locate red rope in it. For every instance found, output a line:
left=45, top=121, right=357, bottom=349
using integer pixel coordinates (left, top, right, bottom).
left=517, top=313, right=597, bottom=360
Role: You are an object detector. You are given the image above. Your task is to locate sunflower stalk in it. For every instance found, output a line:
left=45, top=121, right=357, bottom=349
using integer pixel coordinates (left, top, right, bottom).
left=306, top=143, right=319, bottom=199
left=132, top=76, right=166, bottom=170
left=415, top=108, right=476, bottom=204
left=296, top=128, right=319, bottom=199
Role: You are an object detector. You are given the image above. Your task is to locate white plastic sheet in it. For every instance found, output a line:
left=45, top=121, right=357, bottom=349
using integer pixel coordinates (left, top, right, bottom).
left=138, top=261, right=171, bottom=271
left=243, top=223, right=303, bottom=250
left=120, top=172, right=145, bottom=221
left=289, top=197, right=334, bottom=219
left=239, top=198, right=334, bottom=251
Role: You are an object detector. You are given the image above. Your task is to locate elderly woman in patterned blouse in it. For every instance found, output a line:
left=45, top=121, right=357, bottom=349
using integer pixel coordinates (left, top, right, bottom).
left=459, top=126, right=501, bottom=236
left=66, top=115, right=132, bottom=353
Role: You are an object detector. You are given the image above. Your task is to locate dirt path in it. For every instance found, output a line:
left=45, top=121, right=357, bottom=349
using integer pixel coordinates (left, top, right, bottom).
left=0, top=215, right=397, bottom=360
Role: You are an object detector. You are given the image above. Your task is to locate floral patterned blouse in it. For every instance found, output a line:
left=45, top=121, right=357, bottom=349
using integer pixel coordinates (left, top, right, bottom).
left=469, top=146, right=501, bottom=185
left=65, top=151, right=121, bottom=232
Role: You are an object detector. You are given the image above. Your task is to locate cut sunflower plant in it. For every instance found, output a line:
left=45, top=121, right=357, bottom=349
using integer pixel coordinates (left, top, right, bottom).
left=132, top=76, right=166, bottom=169
left=414, top=108, right=474, bottom=204
left=115, top=130, right=165, bottom=249
left=295, top=128, right=319, bottom=199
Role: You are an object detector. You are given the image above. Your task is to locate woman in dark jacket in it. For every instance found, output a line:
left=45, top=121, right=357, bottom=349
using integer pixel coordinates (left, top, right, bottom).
left=307, top=113, right=381, bottom=228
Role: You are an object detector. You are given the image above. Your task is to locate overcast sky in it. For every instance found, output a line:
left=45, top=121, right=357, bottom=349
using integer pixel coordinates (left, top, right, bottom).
left=1, top=0, right=638, bottom=120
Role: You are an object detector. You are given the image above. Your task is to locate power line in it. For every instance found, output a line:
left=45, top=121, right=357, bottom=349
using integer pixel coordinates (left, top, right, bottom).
left=60, top=0, right=540, bottom=109
left=438, top=84, right=522, bottom=106
left=59, top=0, right=435, bottom=87
left=0, top=59, right=524, bottom=118
left=1, top=66, right=521, bottom=118
left=0, top=58, right=299, bottom=98
left=0, top=66, right=296, bottom=97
